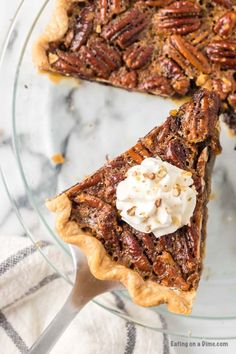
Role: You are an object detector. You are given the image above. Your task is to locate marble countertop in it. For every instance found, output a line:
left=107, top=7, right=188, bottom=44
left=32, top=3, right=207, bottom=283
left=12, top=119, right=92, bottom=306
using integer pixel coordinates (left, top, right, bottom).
left=1, top=1, right=236, bottom=352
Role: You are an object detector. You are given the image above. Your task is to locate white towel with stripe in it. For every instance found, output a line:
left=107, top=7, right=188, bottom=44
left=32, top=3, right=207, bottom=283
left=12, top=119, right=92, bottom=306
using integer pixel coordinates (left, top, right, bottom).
left=0, top=236, right=171, bottom=354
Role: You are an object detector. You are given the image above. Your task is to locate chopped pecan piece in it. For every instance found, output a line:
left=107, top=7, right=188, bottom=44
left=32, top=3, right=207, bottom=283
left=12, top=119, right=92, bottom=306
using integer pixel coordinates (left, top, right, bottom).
left=169, top=35, right=211, bottom=75
left=159, top=57, right=190, bottom=95
left=157, top=1, right=201, bottom=35
left=123, top=44, right=153, bottom=69
left=99, top=0, right=129, bottom=24
left=206, top=41, right=236, bottom=69
left=101, top=8, right=148, bottom=48
left=79, top=40, right=121, bottom=78
left=70, top=6, right=94, bottom=51
left=214, top=11, right=236, bottom=37
left=139, top=75, right=174, bottom=96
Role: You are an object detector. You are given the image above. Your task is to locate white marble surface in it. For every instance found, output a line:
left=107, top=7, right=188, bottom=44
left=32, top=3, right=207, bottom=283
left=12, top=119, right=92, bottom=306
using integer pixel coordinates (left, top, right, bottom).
left=1, top=0, right=236, bottom=352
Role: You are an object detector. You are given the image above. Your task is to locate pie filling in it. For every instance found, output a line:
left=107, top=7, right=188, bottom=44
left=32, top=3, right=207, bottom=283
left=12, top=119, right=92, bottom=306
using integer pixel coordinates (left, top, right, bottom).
left=43, top=0, right=236, bottom=131
left=61, top=89, right=221, bottom=293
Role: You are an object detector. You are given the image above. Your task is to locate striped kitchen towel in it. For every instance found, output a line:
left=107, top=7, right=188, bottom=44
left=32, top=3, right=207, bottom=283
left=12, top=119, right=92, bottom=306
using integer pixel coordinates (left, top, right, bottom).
left=0, top=236, right=172, bottom=354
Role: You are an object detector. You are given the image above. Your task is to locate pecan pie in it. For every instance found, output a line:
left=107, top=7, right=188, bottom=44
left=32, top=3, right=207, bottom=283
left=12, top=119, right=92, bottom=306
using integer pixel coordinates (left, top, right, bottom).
left=34, top=0, right=236, bottom=130
left=46, top=89, right=221, bottom=314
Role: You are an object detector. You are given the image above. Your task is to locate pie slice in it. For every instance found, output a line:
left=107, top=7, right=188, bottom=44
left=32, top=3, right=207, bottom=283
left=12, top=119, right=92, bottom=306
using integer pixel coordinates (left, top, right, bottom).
left=47, top=89, right=221, bottom=314
left=33, top=0, right=236, bottom=131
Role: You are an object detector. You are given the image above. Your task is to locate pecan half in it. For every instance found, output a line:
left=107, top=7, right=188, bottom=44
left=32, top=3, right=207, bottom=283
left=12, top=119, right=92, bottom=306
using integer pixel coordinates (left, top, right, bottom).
left=159, top=57, right=190, bottom=95
left=166, top=138, right=190, bottom=169
left=73, top=193, right=121, bottom=253
left=50, top=50, right=93, bottom=78
left=206, top=40, right=236, bottom=69
left=214, top=11, right=236, bottom=37
left=157, top=1, right=201, bottom=35
left=101, top=8, right=148, bottom=48
left=143, top=0, right=174, bottom=6
left=139, top=75, right=174, bottom=96
left=70, top=6, right=94, bottom=51
left=123, top=44, right=153, bottom=69
left=169, top=35, right=211, bottom=75
left=180, top=89, right=220, bottom=143
left=211, top=78, right=233, bottom=100
left=122, top=230, right=152, bottom=272
left=153, top=251, right=189, bottom=290
left=79, top=40, right=121, bottom=78
left=125, top=142, right=150, bottom=163
left=110, top=67, right=138, bottom=89
left=98, top=0, right=129, bottom=24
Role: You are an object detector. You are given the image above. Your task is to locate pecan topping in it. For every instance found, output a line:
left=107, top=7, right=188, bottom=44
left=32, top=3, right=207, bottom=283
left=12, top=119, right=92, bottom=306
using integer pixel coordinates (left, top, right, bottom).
left=123, top=44, right=153, bottom=69
left=206, top=41, right=236, bottom=69
left=79, top=40, right=121, bottom=78
left=51, top=50, right=93, bottom=78
left=169, top=35, right=211, bottom=75
left=139, top=75, right=174, bottom=96
left=214, top=11, right=236, bottom=37
left=101, top=8, right=148, bottom=48
left=70, top=6, right=94, bottom=51
left=99, top=0, right=129, bottom=24
left=160, top=57, right=190, bottom=95
left=127, top=206, right=136, bottom=216
left=157, top=1, right=201, bottom=35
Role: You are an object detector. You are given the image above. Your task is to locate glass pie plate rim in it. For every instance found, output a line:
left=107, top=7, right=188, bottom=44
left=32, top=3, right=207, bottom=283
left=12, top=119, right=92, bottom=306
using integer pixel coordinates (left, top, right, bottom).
left=1, top=0, right=236, bottom=340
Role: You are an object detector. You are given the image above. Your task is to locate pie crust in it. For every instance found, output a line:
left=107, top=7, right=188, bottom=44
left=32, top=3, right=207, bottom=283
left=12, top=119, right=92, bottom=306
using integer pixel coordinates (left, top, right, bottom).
left=46, top=193, right=195, bottom=314
left=33, top=0, right=75, bottom=70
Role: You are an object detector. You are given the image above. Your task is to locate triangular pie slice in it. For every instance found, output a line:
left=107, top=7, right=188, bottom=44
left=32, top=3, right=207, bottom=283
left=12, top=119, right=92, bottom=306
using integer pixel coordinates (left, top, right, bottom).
left=33, top=0, right=236, bottom=131
left=47, top=89, right=221, bottom=314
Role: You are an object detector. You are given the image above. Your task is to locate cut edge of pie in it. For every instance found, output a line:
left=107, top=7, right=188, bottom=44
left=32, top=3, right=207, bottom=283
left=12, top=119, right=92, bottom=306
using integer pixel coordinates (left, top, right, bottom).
left=46, top=193, right=196, bottom=314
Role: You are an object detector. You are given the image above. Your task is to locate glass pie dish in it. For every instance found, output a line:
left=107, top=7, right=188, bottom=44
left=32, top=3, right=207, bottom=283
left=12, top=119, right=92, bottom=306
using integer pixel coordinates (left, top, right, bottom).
left=1, top=0, right=236, bottom=340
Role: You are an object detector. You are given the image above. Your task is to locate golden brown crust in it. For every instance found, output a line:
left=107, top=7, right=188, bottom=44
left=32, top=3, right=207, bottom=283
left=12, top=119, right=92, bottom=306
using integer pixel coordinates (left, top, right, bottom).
left=46, top=193, right=196, bottom=314
left=32, top=0, right=76, bottom=70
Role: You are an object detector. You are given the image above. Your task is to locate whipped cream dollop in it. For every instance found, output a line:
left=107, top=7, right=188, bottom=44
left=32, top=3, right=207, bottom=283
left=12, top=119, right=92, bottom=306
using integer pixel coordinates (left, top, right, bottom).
left=116, top=157, right=197, bottom=238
